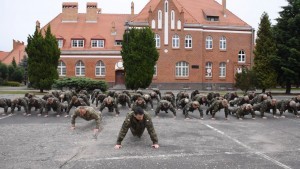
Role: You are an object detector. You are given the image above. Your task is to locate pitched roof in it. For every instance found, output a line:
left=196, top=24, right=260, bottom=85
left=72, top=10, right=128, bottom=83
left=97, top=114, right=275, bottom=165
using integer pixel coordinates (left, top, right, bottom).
left=0, top=44, right=26, bottom=65
left=132, top=0, right=250, bottom=27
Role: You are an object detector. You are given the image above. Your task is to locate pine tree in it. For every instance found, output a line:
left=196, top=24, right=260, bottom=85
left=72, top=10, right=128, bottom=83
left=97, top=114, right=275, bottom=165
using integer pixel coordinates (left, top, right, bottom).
left=273, top=0, right=300, bottom=94
left=121, top=27, right=159, bottom=90
left=252, top=12, right=277, bottom=93
left=11, top=57, right=17, bottom=68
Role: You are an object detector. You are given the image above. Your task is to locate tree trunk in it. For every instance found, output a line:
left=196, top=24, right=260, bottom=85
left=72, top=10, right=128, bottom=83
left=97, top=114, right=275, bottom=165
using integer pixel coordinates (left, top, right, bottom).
left=40, top=89, right=43, bottom=93
left=285, top=81, right=291, bottom=94
left=262, top=88, right=266, bottom=93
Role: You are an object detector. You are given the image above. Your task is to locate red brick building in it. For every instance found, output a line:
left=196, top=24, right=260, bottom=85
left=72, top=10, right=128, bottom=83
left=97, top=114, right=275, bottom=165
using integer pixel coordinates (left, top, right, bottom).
left=42, top=0, right=254, bottom=90
left=0, top=40, right=27, bottom=65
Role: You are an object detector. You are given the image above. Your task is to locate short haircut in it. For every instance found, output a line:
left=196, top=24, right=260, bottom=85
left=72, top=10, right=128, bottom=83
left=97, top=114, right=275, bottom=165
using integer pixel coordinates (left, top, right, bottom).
left=134, top=106, right=144, bottom=115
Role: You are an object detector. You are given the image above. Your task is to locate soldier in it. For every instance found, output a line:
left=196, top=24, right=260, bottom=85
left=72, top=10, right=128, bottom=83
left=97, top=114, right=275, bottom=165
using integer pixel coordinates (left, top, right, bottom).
left=114, top=107, right=159, bottom=149
left=107, top=90, right=116, bottom=98
left=176, top=91, right=189, bottom=104
left=250, top=94, right=268, bottom=105
left=49, top=90, right=61, bottom=98
left=224, top=92, right=238, bottom=101
left=206, top=92, right=220, bottom=107
left=77, top=93, right=90, bottom=106
left=122, top=90, right=131, bottom=99
left=206, top=99, right=229, bottom=120
left=143, top=94, right=153, bottom=110
left=11, top=97, right=29, bottom=115
left=252, top=99, right=277, bottom=119
left=149, top=91, right=160, bottom=103
left=0, top=98, right=12, bottom=115
left=130, top=93, right=142, bottom=103
left=136, top=90, right=144, bottom=96
left=116, top=93, right=131, bottom=108
left=161, top=93, right=176, bottom=108
left=28, top=97, right=46, bottom=116
left=177, top=98, right=190, bottom=110
left=59, top=91, right=73, bottom=105
left=66, top=96, right=88, bottom=117
left=152, top=88, right=161, bottom=99
left=183, top=101, right=203, bottom=119
left=245, top=91, right=256, bottom=100
left=99, top=96, right=120, bottom=116
left=291, top=95, right=300, bottom=103
left=192, top=94, right=208, bottom=106
left=229, top=96, right=249, bottom=107
left=95, top=93, right=107, bottom=107
left=155, top=100, right=176, bottom=118
left=71, top=106, right=102, bottom=136
left=233, top=104, right=256, bottom=120
left=132, top=96, right=147, bottom=111
left=91, top=89, right=102, bottom=104
left=276, top=99, right=299, bottom=118
left=190, top=90, right=200, bottom=100
left=45, top=97, right=62, bottom=117
left=24, top=93, right=35, bottom=99
left=42, top=93, right=55, bottom=101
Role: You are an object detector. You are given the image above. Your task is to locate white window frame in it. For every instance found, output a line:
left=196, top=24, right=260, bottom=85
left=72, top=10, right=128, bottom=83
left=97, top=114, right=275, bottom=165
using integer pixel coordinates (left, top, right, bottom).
left=238, top=50, right=246, bottom=63
left=177, top=20, right=181, bottom=30
left=206, top=36, right=213, bottom=49
left=176, top=61, right=189, bottom=77
left=172, top=34, right=180, bottom=48
left=95, top=60, right=105, bottom=76
left=151, top=19, right=156, bottom=29
left=57, top=39, right=63, bottom=48
left=75, top=60, right=85, bottom=76
left=155, top=34, right=160, bottom=48
left=154, top=64, right=157, bottom=76
left=205, top=62, right=213, bottom=77
left=72, top=39, right=84, bottom=48
left=91, top=40, right=104, bottom=48
left=171, top=10, right=175, bottom=30
left=219, top=36, right=226, bottom=50
left=158, top=10, right=162, bottom=29
left=57, top=61, right=66, bottom=76
left=219, top=62, right=226, bottom=77
left=185, top=35, right=192, bottom=48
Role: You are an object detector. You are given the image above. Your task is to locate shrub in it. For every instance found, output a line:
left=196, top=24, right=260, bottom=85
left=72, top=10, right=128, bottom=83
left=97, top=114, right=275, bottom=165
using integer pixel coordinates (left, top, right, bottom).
left=53, top=77, right=108, bottom=92
left=3, top=81, right=21, bottom=87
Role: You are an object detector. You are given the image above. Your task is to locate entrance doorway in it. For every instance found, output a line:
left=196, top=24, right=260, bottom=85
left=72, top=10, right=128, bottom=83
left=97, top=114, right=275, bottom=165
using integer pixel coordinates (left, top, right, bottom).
left=115, top=70, right=125, bottom=85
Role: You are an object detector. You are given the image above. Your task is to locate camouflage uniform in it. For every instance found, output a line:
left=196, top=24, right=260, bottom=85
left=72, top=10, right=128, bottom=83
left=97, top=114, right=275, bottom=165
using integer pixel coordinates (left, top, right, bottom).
left=11, top=97, right=29, bottom=114
left=152, top=88, right=161, bottom=99
left=42, top=93, right=55, bottom=101
left=116, top=111, right=158, bottom=145
left=45, top=97, right=62, bottom=117
left=192, top=94, right=208, bottom=106
left=224, top=92, right=238, bottom=101
left=24, top=93, right=35, bottom=99
left=91, top=89, right=102, bottom=104
left=59, top=91, right=73, bottom=105
left=252, top=99, right=277, bottom=118
left=77, top=93, right=90, bottom=106
left=161, top=94, right=176, bottom=108
left=149, top=91, right=160, bottom=103
left=71, top=106, right=102, bottom=129
left=291, top=95, right=300, bottom=103
left=28, top=97, right=46, bottom=116
left=96, top=93, right=107, bottom=107
left=143, top=94, right=153, bottom=109
left=276, top=99, right=298, bottom=117
left=177, top=98, right=190, bottom=110
left=116, top=93, right=131, bottom=108
left=229, top=96, right=250, bottom=107
left=229, top=104, right=255, bottom=119
left=245, top=91, right=256, bottom=100
left=155, top=100, right=176, bottom=116
left=130, top=93, right=142, bottom=102
left=99, top=97, right=120, bottom=115
left=206, top=100, right=229, bottom=119
left=176, top=91, right=189, bottom=104
left=250, top=94, right=267, bottom=105
left=190, top=90, right=200, bottom=100
left=107, top=90, right=116, bottom=98
left=49, top=90, right=61, bottom=98
left=0, top=98, right=12, bottom=114
left=206, top=92, right=220, bottom=107
left=183, top=101, right=203, bottom=119
left=132, top=97, right=147, bottom=111
left=66, top=96, right=88, bottom=115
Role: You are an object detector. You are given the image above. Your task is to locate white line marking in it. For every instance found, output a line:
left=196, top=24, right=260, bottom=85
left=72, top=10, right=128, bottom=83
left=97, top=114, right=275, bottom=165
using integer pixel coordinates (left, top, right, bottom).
left=204, top=124, right=292, bottom=169
left=0, top=113, right=14, bottom=120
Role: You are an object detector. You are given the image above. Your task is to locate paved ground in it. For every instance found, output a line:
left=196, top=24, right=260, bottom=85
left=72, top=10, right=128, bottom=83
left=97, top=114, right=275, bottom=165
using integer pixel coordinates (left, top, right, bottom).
left=0, top=93, right=299, bottom=169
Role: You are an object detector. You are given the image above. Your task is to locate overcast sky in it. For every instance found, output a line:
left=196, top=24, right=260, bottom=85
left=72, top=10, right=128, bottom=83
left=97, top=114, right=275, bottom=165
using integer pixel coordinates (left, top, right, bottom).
left=0, top=0, right=288, bottom=51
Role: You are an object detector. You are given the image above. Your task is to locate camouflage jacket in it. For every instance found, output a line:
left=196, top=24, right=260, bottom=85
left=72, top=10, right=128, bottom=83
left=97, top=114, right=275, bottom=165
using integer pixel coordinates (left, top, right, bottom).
left=71, top=106, right=102, bottom=129
left=116, top=111, right=158, bottom=145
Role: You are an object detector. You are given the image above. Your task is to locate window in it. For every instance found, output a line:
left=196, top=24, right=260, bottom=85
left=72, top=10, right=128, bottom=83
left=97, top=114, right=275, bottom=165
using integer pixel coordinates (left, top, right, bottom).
left=205, top=62, right=213, bottom=77
left=219, top=36, right=226, bottom=50
left=95, top=60, right=105, bottom=76
left=238, top=50, right=246, bottom=62
left=171, top=10, right=175, bottom=30
left=155, top=34, right=160, bottom=48
left=165, top=1, right=168, bottom=12
left=172, top=34, right=180, bottom=48
left=75, top=60, right=85, bottom=76
left=219, top=62, right=226, bottom=77
left=57, top=61, right=66, bottom=76
left=151, top=19, right=156, bottom=29
left=158, top=10, right=162, bottom=29
left=114, top=40, right=122, bottom=46
left=177, top=20, right=181, bottom=30
left=72, top=39, right=84, bottom=48
left=91, top=40, right=104, bottom=48
left=57, top=39, right=63, bottom=48
left=176, top=61, right=189, bottom=77
left=185, top=35, right=192, bottom=48
left=206, top=36, right=213, bottom=49
left=207, top=16, right=219, bottom=21
left=154, top=64, right=157, bottom=76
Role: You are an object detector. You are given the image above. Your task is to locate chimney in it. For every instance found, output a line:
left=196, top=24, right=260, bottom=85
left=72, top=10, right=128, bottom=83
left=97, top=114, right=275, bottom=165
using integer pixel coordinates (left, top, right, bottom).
left=62, top=2, right=78, bottom=22
left=36, top=20, right=40, bottom=31
left=131, top=1, right=134, bottom=17
left=86, top=2, right=98, bottom=22
left=222, top=0, right=226, bottom=17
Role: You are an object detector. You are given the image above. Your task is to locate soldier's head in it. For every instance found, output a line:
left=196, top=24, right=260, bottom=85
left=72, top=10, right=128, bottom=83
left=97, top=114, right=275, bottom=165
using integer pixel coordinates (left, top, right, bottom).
left=59, top=94, right=65, bottom=99
left=244, top=96, right=249, bottom=101
left=262, top=94, right=268, bottom=100
left=245, top=104, right=252, bottom=110
left=289, top=100, right=296, bottom=108
left=150, top=91, right=156, bottom=97
left=162, top=101, right=170, bottom=108
left=192, top=101, right=200, bottom=108
left=297, top=95, right=300, bottom=101
left=144, top=94, right=150, bottom=100
left=107, top=96, right=113, bottom=104
left=221, top=100, right=228, bottom=107
left=47, top=97, right=54, bottom=104
left=78, top=106, right=87, bottom=116
left=133, top=106, right=144, bottom=121
left=271, top=99, right=277, bottom=106
left=71, top=96, right=78, bottom=103
left=184, top=98, right=189, bottom=104
left=201, top=96, right=207, bottom=102
left=136, top=96, right=144, bottom=104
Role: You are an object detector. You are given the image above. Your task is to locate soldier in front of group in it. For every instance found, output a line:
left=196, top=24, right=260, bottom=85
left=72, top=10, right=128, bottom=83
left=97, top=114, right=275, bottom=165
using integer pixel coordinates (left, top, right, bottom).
left=206, top=99, right=229, bottom=120
left=131, top=96, right=147, bottom=111
left=183, top=101, right=203, bottom=119
left=71, top=106, right=102, bottom=136
left=45, top=97, right=62, bottom=117
left=114, top=106, right=159, bottom=149
left=99, top=96, right=120, bottom=116
left=65, top=96, right=88, bottom=117
left=155, top=100, right=177, bottom=118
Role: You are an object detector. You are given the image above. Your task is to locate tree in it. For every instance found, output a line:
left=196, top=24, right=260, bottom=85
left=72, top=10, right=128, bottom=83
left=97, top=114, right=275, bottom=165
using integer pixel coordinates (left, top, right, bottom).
left=234, top=67, right=256, bottom=93
left=273, top=0, right=300, bottom=94
left=121, top=27, right=159, bottom=90
left=252, top=12, right=277, bottom=93
left=0, top=62, right=8, bottom=84
left=26, top=25, right=60, bottom=92
left=11, top=57, right=17, bottom=68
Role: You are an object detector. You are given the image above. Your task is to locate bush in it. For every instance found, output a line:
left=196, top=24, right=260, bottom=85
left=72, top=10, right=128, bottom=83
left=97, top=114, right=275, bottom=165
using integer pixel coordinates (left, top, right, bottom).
left=52, top=77, right=108, bottom=92
left=3, top=81, right=21, bottom=87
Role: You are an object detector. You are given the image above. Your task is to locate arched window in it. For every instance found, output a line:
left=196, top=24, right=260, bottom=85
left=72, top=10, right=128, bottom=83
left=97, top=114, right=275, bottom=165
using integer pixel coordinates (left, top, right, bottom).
left=205, top=62, right=213, bottom=77
left=238, top=50, right=246, bottom=62
left=219, top=36, right=226, bottom=50
left=158, top=10, right=162, bottom=29
left=151, top=19, right=156, bottom=29
left=176, top=61, right=189, bottom=77
left=171, top=10, right=175, bottom=29
left=57, top=61, right=66, bottom=76
left=75, top=60, right=85, bottom=76
left=185, top=35, right=192, bottom=48
left=219, top=62, right=226, bottom=77
left=154, top=64, right=157, bottom=76
left=206, top=36, right=213, bottom=49
left=172, top=34, right=180, bottom=48
left=95, top=60, right=105, bottom=76
left=177, top=20, right=181, bottom=30
left=155, top=34, right=160, bottom=48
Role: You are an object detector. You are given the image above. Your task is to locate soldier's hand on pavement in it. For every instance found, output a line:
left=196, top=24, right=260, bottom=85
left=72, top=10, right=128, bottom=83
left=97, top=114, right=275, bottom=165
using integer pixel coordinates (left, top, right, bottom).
left=152, top=144, right=159, bottom=149
left=71, top=126, right=75, bottom=130
left=114, top=145, right=122, bottom=149
left=93, top=128, right=99, bottom=134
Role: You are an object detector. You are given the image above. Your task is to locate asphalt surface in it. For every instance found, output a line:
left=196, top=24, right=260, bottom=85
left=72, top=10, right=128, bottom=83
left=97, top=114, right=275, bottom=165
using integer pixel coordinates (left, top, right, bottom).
left=0, top=93, right=299, bottom=169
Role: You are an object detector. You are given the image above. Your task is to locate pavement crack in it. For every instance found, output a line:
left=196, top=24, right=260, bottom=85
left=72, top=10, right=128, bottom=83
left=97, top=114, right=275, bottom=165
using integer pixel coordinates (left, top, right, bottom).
left=59, top=145, right=87, bottom=169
